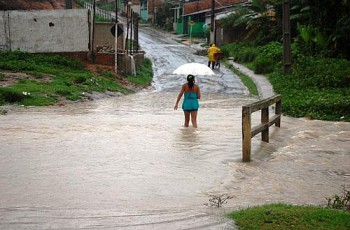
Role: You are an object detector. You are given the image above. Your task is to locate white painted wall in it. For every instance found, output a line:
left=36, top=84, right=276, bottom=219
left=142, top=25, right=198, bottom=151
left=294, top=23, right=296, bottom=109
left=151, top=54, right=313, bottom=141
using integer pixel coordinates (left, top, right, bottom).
left=1, top=9, right=90, bottom=53
left=0, top=11, right=9, bottom=51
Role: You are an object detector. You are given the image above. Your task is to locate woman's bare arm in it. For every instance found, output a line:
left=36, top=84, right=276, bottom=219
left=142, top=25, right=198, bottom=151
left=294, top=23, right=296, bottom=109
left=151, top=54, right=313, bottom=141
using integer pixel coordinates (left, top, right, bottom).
left=174, top=85, right=185, bottom=110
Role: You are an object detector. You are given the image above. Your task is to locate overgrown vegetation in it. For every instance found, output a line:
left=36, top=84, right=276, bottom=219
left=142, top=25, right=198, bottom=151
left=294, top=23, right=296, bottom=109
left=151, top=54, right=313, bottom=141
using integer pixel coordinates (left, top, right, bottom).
left=326, top=185, right=350, bottom=211
left=221, top=0, right=350, bottom=59
left=152, top=2, right=176, bottom=31
left=228, top=203, right=350, bottom=230
left=221, top=40, right=350, bottom=122
left=0, top=51, right=152, bottom=106
left=218, top=0, right=350, bottom=122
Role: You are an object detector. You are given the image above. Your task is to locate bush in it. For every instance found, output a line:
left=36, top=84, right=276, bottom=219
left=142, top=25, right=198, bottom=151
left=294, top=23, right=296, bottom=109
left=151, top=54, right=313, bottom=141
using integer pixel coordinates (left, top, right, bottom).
left=222, top=41, right=283, bottom=74
left=221, top=42, right=259, bottom=63
left=253, top=42, right=283, bottom=74
left=223, top=41, right=350, bottom=121
left=253, top=55, right=275, bottom=74
left=293, top=55, right=350, bottom=88
left=269, top=72, right=350, bottom=121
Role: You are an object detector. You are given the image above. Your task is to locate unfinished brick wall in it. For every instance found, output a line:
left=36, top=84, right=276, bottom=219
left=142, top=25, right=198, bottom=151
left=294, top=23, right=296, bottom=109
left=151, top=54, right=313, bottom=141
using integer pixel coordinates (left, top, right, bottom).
left=94, top=22, right=124, bottom=52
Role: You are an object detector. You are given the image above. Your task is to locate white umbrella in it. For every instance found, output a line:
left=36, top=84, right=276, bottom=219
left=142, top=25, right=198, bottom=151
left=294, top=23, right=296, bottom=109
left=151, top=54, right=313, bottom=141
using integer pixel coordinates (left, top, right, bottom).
left=172, top=62, right=215, bottom=76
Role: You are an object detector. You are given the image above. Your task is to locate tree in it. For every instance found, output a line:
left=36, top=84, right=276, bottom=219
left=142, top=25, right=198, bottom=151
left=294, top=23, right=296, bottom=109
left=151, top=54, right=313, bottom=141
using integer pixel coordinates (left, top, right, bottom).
left=155, top=2, right=175, bottom=31
left=290, top=0, right=350, bottom=58
left=220, top=0, right=280, bottom=45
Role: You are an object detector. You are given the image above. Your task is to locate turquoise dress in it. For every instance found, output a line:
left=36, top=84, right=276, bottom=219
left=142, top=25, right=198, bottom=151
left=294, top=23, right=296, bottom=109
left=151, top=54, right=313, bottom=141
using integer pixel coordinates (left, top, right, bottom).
left=182, top=90, right=199, bottom=111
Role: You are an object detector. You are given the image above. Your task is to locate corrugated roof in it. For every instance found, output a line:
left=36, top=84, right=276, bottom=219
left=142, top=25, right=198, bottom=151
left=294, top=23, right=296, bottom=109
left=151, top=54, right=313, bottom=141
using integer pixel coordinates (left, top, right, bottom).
left=183, top=0, right=247, bottom=15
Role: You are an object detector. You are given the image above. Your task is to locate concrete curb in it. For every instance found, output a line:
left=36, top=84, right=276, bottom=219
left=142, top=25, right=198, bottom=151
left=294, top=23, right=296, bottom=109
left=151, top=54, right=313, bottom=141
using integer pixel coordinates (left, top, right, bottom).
left=228, top=61, right=275, bottom=99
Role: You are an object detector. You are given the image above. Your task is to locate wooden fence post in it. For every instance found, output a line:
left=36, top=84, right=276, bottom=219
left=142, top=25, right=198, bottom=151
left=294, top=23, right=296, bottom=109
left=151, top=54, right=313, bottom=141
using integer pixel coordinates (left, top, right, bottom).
left=261, top=107, right=269, bottom=142
left=275, top=100, right=282, bottom=127
left=242, top=106, right=252, bottom=162
left=241, top=94, right=282, bottom=162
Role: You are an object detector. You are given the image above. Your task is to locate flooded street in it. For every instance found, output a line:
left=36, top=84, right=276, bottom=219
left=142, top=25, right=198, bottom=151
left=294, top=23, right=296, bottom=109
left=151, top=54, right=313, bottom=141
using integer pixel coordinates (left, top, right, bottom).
left=0, top=27, right=349, bottom=229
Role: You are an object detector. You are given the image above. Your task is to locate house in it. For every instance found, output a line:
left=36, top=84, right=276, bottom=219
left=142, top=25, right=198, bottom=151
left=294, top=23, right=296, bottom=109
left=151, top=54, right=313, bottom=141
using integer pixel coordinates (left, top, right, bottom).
left=137, top=0, right=164, bottom=22
left=173, top=0, right=248, bottom=43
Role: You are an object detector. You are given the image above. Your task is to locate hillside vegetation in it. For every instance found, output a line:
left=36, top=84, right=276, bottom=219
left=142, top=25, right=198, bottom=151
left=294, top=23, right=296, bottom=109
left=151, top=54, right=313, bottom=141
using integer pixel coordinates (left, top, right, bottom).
left=0, top=51, right=152, bottom=106
left=222, top=41, right=350, bottom=122
left=220, top=0, right=350, bottom=122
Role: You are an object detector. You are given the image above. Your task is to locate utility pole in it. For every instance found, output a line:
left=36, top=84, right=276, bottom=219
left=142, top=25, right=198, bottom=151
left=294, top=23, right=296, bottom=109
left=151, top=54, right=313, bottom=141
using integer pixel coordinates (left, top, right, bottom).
left=125, top=3, right=130, bottom=54
left=115, top=0, right=118, bottom=73
left=283, top=0, right=292, bottom=73
left=210, top=0, right=216, bottom=44
left=130, top=9, right=133, bottom=55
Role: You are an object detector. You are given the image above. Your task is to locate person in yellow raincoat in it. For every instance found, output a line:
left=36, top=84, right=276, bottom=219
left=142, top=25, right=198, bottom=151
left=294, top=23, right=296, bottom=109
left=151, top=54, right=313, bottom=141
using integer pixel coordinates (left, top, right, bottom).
left=207, top=43, right=221, bottom=69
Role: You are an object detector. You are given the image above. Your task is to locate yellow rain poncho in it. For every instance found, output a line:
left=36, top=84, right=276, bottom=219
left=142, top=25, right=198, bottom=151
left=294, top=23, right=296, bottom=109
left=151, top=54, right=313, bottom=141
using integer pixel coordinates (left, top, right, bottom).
left=207, top=44, right=221, bottom=62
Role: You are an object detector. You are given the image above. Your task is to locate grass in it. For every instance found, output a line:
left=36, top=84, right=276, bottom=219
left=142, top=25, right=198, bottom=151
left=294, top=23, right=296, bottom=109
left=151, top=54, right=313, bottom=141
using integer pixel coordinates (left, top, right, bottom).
left=127, top=58, right=153, bottom=86
left=228, top=203, right=350, bottom=230
left=0, top=51, right=153, bottom=106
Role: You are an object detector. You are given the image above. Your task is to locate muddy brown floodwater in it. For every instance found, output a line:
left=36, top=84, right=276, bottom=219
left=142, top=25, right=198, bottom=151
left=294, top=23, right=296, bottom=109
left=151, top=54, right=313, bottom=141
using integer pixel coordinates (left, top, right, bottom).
left=1, top=91, right=349, bottom=229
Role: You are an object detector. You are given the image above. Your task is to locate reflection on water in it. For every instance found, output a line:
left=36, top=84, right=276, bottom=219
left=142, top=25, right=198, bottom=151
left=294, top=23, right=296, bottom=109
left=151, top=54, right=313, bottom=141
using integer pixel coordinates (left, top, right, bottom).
left=0, top=92, right=349, bottom=229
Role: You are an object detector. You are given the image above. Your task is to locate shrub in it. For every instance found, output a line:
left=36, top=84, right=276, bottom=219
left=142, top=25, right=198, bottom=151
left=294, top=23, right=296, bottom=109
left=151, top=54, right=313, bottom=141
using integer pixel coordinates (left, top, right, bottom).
left=253, top=42, right=283, bottom=74
left=293, top=55, right=350, bottom=88
left=253, top=55, right=275, bottom=74
left=221, top=42, right=259, bottom=63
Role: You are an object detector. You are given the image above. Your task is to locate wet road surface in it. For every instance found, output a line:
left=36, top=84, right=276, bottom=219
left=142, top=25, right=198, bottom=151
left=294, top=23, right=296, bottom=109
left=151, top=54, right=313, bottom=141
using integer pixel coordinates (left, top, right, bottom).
left=0, top=26, right=349, bottom=229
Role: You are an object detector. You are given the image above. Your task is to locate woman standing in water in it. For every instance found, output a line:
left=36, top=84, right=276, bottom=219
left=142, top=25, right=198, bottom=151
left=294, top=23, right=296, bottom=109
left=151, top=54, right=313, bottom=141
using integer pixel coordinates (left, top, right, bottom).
left=174, top=74, right=201, bottom=128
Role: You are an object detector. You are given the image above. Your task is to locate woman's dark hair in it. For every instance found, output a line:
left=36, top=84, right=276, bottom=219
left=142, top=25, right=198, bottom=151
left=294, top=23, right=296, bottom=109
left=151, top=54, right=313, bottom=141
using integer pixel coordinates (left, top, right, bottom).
left=187, top=74, right=195, bottom=89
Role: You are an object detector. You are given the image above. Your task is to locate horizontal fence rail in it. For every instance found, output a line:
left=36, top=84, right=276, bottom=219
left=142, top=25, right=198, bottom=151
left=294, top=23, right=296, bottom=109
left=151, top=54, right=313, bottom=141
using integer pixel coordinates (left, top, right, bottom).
left=242, top=94, right=282, bottom=162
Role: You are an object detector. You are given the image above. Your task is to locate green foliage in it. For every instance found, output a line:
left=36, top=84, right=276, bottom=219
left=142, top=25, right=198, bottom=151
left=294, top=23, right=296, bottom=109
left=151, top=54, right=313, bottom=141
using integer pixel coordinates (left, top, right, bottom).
left=154, top=2, right=175, bottom=31
left=220, top=0, right=280, bottom=44
left=253, top=56, right=275, bottom=74
left=127, top=58, right=153, bottom=86
left=292, top=56, right=350, bottom=88
left=326, top=185, right=350, bottom=211
left=221, top=0, right=350, bottom=59
left=228, top=203, right=350, bottom=230
left=95, top=15, right=113, bottom=22
left=98, top=3, right=114, bottom=11
left=269, top=68, right=350, bottom=121
left=253, top=42, right=283, bottom=74
left=222, top=41, right=283, bottom=74
left=290, top=0, right=350, bottom=59
left=221, top=42, right=259, bottom=63
left=0, top=51, right=137, bottom=106
left=294, top=24, right=329, bottom=56
left=223, top=41, right=350, bottom=121
left=0, top=51, right=85, bottom=73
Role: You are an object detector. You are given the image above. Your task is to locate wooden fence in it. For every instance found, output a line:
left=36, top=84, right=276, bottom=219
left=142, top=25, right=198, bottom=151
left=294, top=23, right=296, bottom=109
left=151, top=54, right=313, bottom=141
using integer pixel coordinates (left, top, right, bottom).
left=242, top=94, right=282, bottom=162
